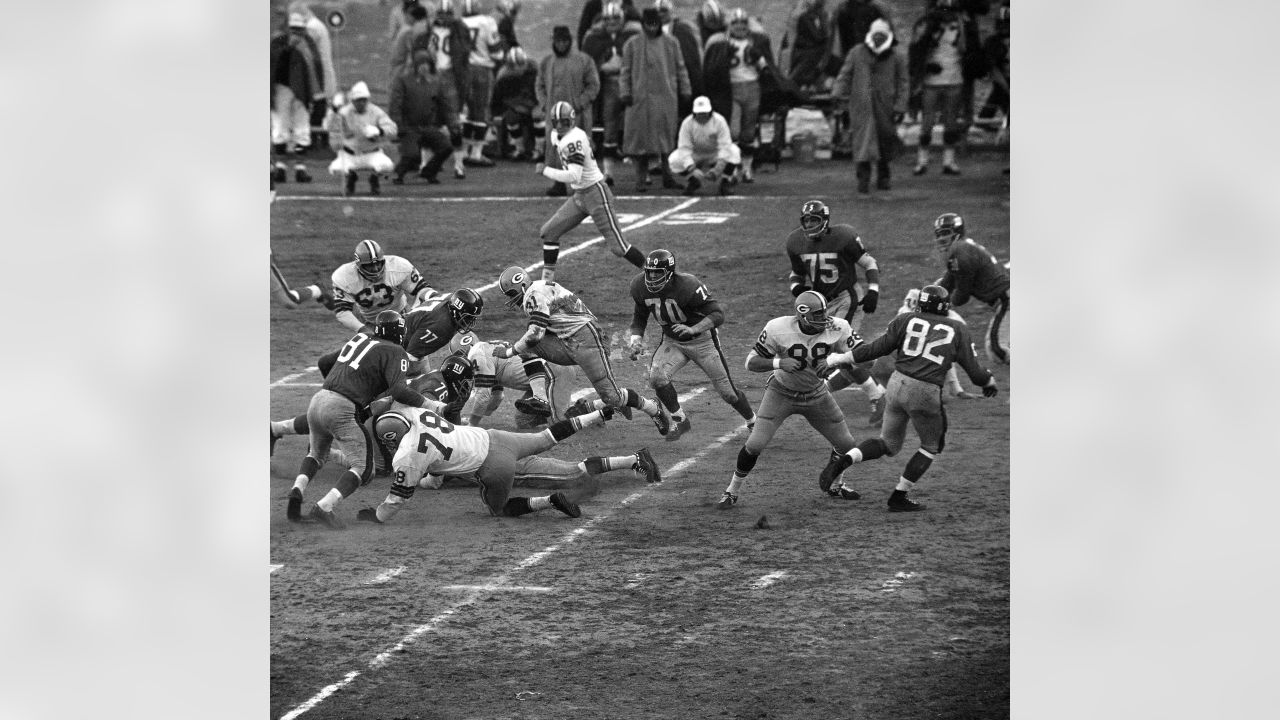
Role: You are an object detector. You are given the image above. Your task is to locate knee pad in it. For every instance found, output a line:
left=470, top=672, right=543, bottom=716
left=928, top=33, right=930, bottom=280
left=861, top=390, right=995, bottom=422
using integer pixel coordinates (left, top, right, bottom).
left=648, top=367, right=672, bottom=388
left=942, top=128, right=963, bottom=145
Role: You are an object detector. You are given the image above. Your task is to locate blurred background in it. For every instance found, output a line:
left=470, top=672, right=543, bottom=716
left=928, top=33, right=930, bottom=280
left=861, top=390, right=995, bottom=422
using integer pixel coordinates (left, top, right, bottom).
left=2, top=1, right=1280, bottom=718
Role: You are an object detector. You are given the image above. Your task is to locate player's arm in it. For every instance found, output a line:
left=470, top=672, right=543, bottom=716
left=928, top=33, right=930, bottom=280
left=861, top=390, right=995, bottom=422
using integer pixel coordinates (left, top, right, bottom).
left=787, top=251, right=810, bottom=297
left=745, top=328, right=802, bottom=372
left=541, top=145, right=585, bottom=185
left=849, top=318, right=904, bottom=364
left=854, top=249, right=880, bottom=310
left=627, top=296, right=650, bottom=357
left=367, top=460, right=425, bottom=523
left=955, top=325, right=998, bottom=395
left=401, top=266, right=435, bottom=303
left=384, top=352, right=433, bottom=408
left=330, top=283, right=369, bottom=333
left=671, top=298, right=725, bottom=339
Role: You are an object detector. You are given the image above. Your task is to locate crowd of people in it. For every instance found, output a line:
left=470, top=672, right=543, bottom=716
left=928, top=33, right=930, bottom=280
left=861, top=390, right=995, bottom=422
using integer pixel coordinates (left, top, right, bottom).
left=270, top=0, right=1011, bottom=196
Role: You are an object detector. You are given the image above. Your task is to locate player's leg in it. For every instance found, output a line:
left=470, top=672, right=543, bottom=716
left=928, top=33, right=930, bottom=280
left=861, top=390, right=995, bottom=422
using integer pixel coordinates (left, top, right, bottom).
left=819, top=374, right=908, bottom=495
left=940, top=84, right=964, bottom=175
left=573, top=324, right=665, bottom=431
left=419, top=127, right=453, bottom=182
left=801, top=393, right=861, bottom=498
left=916, top=85, right=939, bottom=174
left=546, top=362, right=576, bottom=422
left=480, top=432, right=584, bottom=518
left=538, top=197, right=589, bottom=282
left=825, top=290, right=885, bottom=424
left=269, top=411, right=310, bottom=456
left=289, top=393, right=333, bottom=520
left=311, top=408, right=376, bottom=528
left=648, top=337, right=690, bottom=438
left=586, top=182, right=646, bottom=268
left=878, top=378, right=947, bottom=512
left=736, top=79, right=761, bottom=182
left=688, top=329, right=756, bottom=424
left=986, top=293, right=1010, bottom=365
left=513, top=355, right=553, bottom=417
left=720, top=387, right=792, bottom=508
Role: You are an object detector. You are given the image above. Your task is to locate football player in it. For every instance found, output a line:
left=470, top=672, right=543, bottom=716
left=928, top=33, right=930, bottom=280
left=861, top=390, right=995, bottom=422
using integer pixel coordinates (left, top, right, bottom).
left=289, top=310, right=435, bottom=529
left=357, top=395, right=618, bottom=522
left=458, top=338, right=577, bottom=425
left=496, top=265, right=670, bottom=435
left=624, top=249, right=756, bottom=441
left=329, top=239, right=437, bottom=334
left=419, top=0, right=473, bottom=180
left=821, top=285, right=999, bottom=511
left=459, top=0, right=504, bottom=167
left=271, top=250, right=332, bottom=310
left=785, top=199, right=887, bottom=424
left=716, top=291, right=862, bottom=509
left=536, top=100, right=648, bottom=283
left=932, top=212, right=1010, bottom=365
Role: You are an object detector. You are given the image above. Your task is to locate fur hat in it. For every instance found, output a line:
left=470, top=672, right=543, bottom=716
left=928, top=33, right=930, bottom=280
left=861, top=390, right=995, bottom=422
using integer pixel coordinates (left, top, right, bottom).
left=349, top=81, right=371, bottom=100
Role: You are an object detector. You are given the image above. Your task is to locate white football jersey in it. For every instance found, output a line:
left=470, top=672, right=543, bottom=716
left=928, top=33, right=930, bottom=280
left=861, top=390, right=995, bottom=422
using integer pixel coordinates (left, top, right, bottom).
left=330, top=255, right=428, bottom=323
left=753, top=316, right=856, bottom=394
left=519, top=279, right=597, bottom=340
left=551, top=126, right=604, bottom=191
left=392, top=408, right=490, bottom=488
left=467, top=339, right=530, bottom=390
left=462, top=13, right=501, bottom=68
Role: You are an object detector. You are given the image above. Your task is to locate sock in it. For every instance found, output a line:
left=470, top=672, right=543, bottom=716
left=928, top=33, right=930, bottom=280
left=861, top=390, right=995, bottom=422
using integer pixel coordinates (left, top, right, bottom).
left=855, top=437, right=889, bottom=462
left=844, top=448, right=864, bottom=464
left=295, top=455, right=321, bottom=486
left=626, top=389, right=660, bottom=418
left=298, top=285, right=322, bottom=302
left=420, top=147, right=429, bottom=170
left=901, top=449, right=935, bottom=483
left=654, top=383, right=681, bottom=414
left=742, top=156, right=754, bottom=178
left=542, top=243, right=559, bottom=280
left=732, top=391, right=755, bottom=420
left=622, top=245, right=646, bottom=268
left=895, top=478, right=917, bottom=493
left=271, top=420, right=295, bottom=437
left=293, top=414, right=309, bottom=434
left=727, top=447, right=759, bottom=493
left=917, top=147, right=929, bottom=165
left=316, top=487, right=343, bottom=512
left=584, top=455, right=635, bottom=474
left=944, top=147, right=957, bottom=166
left=528, top=495, right=552, bottom=511
left=502, top=496, right=533, bottom=516
left=860, top=378, right=884, bottom=400
left=292, top=475, right=311, bottom=494
left=523, top=359, right=549, bottom=400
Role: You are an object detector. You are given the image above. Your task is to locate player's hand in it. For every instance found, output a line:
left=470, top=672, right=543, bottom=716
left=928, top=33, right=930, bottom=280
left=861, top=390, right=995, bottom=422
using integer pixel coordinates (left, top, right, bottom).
left=776, top=357, right=803, bottom=372
left=860, top=289, right=879, bottom=313
left=355, top=508, right=381, bottom=523
left=492, top=344, right=516, bottom=359
left=982, top=379, right=999, bottom=398
left=670, top=324, right=695, bottom=340
left=535, top=162, right=546, bottom=175
left=627, top=339, right=645, bottom=360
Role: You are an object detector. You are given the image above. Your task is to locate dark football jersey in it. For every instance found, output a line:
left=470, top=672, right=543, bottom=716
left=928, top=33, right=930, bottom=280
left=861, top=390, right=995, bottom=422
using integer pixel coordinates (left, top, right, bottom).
left=939, top=237, right=1009, bottom=306
left=322, top=332, right=413, bottom=406
left=402, top=300, right=458, bottom=360
left=852, top=311, right=992, bottom=388
left=628, top=271, right=722, bottom=340
left=786, top=223, right=869, bottom=300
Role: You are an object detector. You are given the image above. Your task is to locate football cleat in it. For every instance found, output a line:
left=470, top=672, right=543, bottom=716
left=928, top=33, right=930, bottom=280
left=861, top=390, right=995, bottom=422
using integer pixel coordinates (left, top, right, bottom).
left=286, top=487, right=303, bottom=521
left=827, top=485, right=861, bottom=500
left=716, top=491, right=738, bottom=509
left=665, top=415, right=692, bottom=442
left=682, top=175, right=702, bottom=196
left=634, top=448, right=661, bottom=484
left=643, top=249, right=677, bottom=292
left=565, top=397, right=596, bottom=419
left=868, top=396, right=885, bottom=426
left=819, top=452, right=852, bottom=493
left=549, top=492, right=582, bottom=518
left=652, top=405, right=670, bottom=436
left=515, top=396, right=553, bottom=418
left=308, top=504, right=345, bottom=529
left=888, top=492, right=925, bottom=513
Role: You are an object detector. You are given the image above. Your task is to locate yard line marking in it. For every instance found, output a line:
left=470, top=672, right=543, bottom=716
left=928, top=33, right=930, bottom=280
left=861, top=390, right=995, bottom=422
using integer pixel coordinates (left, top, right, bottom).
left=879, top=571, right=919, bottom=593
left=270, top=564, right=284, bottom=574
left=269, top=201, right=698, bottom=390
left=442, top=585, right=552, bottom=592
left=366, top=567, right=405, bottom=585
left=750, top=570, right=789, bottom=590
left=278, top=386, right=743, bottom=719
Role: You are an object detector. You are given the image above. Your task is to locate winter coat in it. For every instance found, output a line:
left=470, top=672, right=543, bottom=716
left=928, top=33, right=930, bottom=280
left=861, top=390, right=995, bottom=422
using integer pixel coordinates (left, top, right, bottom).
left=832, top=43, right=907, bottom=162
left=492, top=63, right=539, bottom=117
left=536, top=50, right=601, bottom=132
left=270, top=30, right=323, bottom=107
left=619, top=32, right=690, bottom=155
left=389, top=69, right=456, bottom=132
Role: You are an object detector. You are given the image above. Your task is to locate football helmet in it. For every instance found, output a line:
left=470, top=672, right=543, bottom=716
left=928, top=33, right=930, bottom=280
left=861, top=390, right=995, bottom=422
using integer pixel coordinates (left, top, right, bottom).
left=448, top=288, right=484, bottom=332
left=372, top=309, right=406, bottom=344
left=643, top=249, right=677, bottom=292
left=354, top=239, right=386, bottom=281
left=795, top=290, right=832, bottom=333
left=917, top=285, right=952, bottom=316
left=549, top=101, right=576, bottom=134
left=435, top=0, right=456, bottom=23
left=439, top=352, right=476, bottom=402
left=498, top=265, right=530, bottom=308
left=602, top=2, right=624, bottom=21
left=655, top=0, right=673, bottom=21
left=373, top=411, right=413, bottom=454
left=728, top=8, right=749, bottom=37
left=933, top=212, right=965, bottom=252
left=800, top=200, right=830, bottom=240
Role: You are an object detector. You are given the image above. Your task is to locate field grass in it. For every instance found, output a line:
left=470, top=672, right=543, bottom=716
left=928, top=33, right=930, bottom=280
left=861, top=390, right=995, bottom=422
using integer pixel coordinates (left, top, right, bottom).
left=271, top=2, right=1008, bottom=718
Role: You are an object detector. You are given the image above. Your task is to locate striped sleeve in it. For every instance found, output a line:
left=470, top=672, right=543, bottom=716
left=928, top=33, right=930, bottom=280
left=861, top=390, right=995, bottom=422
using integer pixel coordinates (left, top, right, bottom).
left=753, top=341, right=775, bottom=358
left=529, top=311, right=551, bottom=329
left=564, top=152, right=585, bottom=166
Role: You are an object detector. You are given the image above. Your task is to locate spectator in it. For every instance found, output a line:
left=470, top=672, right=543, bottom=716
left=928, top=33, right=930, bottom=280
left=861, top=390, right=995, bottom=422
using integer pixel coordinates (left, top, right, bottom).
left=909, top=0, right=968, bottom=175
left=780, top=0, right=832, bottom=91
left=388, top=1, right=433, bottom=40
left=578, top=0, right=641, bottom=48
left=460, top=0, right=504, bottom=168
left=832, top=18, right=907, bottom=194
left=289, top=3, right=338, bottom=107
left=491, top=46, right=539, bottom=160
left=413, top=0, right=472, bottom=179
left=655, top=0, right=705, bottom=120
left=389, top=51, right=460, bottom=185
left=326, top=81, right=398, bottom=196
left=830, top=0, right=890, bottom=62
left=581, top=2, right=641, bottom=182
left=977, top=2, right=1008, bottom=123
left=493, top=0, right=522, bottom=52
left=668, top=96, right=740, bottom=196
left=270, top=13, right=324, bottom=184
left=620, top=8, right=691, bottom=193
left=388, top=4, right=430, bottom=88
left=536, top=25, right=600, bottom=196
left=702, top=8, right=773, bottom=184
left=696, top=0, right=727, bottom=46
